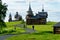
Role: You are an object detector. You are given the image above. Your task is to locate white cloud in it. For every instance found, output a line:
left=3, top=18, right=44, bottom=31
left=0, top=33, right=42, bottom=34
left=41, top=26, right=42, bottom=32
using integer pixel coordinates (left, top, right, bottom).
left=2, top=0, right=60, bottom=12
left=2, top=0, right=60, bottom=22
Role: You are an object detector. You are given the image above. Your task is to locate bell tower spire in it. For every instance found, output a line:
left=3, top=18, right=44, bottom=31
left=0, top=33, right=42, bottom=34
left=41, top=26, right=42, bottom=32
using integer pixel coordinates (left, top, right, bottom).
left=27, top=3, right=34, bottom=17
left=29, top=3, right=32, bottom=11
left=42, top=4, right=44, bottom=12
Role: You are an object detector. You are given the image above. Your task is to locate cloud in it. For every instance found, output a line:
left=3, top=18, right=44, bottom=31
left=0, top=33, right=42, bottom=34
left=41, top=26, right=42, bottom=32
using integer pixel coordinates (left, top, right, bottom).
left=2, top=0, right=60, bottom=22
left=2, top=0, right=60, bottom=12
left=15, top=0, right=26, bottom=3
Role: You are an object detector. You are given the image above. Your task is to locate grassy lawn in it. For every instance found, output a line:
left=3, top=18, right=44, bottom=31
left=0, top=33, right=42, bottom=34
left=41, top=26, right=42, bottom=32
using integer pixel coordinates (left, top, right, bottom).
left=0, top=21, right=25, bottom=35
left=27, top=22, right=57, bottom=32
left=6, top=22, right=60, bottom=40
left=6, top=34, right=60, bottom=40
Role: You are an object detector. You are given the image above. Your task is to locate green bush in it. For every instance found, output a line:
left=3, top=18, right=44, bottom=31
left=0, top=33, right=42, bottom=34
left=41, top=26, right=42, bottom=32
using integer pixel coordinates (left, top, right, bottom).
left=0, top=30, right=8, bottom=34
left=0, top=31, right=2, bottom=34
left=0, top=29, right=16, bottom=34
left=8, top=30, right=16, bottom=33
left=2, top=30, right=8, bottom=33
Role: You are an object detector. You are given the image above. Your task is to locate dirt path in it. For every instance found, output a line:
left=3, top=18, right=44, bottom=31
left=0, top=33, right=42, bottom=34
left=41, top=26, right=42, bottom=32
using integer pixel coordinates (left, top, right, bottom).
left=16, top=24, right=36, bottom=33
left=0, top=24, right=37, bottom=40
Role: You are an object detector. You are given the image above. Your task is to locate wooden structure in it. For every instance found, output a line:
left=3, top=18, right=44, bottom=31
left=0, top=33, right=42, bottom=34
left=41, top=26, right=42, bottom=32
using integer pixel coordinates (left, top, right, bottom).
left=26, top=4, right=48, bottom=25
left=53, top=22, right=60, bottom=34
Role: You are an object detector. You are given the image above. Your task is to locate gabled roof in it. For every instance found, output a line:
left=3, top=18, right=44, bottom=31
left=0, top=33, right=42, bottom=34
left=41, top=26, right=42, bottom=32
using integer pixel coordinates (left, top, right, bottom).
left=26, top=4, right=48, bottom=19
left=37, top=12, right=48, bottom=18
left=53, top=22, right=60, bottom=27
left=27, top=3, right=34, bottom=16
left=30, top=16, right=38, bottom=19
left=28, top=3, right=32, bottom=11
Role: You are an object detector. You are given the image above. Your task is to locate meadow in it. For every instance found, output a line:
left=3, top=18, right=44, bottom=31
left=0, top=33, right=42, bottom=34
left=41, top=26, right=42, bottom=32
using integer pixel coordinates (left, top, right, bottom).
left=0, top=21, right=25, bottom=35
left=6, top=22, right=60, bottom=40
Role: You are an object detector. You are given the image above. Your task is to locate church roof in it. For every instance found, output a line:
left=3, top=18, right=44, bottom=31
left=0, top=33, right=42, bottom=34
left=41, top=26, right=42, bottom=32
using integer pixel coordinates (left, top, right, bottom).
left=28, top=3, right=32, bottom=11
left=30, top=11, right=48, bottom=19
left=27, top=3, right=34, bottom=16
left=38, top=12, right=47, bottom=17
left=26, top=4, right=48, bottom=19
left=30, top=16, right=38, bottom=19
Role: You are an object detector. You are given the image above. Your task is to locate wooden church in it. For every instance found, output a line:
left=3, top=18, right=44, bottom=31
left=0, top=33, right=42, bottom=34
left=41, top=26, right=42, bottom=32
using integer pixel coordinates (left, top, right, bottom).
left=26, top=4, right=48, bottom=25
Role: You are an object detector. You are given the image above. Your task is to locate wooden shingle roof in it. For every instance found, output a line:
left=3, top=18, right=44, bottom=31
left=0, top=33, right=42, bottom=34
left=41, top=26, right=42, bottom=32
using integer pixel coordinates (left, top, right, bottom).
left=53, top=22, right=60, bottom=27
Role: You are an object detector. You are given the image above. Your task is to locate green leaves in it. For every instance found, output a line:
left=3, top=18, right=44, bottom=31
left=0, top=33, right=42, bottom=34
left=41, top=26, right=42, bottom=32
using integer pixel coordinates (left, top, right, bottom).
left=0, top=3, right=7, bottom=20
left=0, top=1, right=8, bottom=30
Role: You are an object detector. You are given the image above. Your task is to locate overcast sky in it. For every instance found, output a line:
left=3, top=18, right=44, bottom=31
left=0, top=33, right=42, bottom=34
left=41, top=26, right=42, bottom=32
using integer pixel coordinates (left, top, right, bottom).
left=2, top=0, right=60, bottom=22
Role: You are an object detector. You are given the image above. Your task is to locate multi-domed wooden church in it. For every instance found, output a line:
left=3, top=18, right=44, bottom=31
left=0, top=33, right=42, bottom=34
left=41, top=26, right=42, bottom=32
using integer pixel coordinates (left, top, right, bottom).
left=26, top=4, right=48, bottom=25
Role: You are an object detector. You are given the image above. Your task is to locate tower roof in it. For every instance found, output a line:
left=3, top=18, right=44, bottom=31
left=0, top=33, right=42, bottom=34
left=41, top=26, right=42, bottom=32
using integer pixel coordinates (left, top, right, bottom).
left=42, top=5, right=44, bottom=12
left=28, top=3, right=32, bottom=11
left=27, top=3, right=34, bottom=16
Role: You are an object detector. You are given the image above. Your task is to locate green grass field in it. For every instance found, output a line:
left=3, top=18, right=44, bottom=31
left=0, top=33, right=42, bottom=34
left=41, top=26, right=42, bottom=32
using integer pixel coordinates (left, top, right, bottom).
left=27, top=22, right=56, bottom=32
left=6, top=22, right=60, bottom=40
left=0, top=21, right=25, bottom=35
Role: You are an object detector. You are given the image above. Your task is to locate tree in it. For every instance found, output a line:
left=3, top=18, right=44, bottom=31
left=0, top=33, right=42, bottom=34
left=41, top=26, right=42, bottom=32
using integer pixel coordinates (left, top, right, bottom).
left=0, top=0, right=7, bottom=30
left=8, top=13, right=12, bottom=22
left=0, top=2, right=7, bottom=20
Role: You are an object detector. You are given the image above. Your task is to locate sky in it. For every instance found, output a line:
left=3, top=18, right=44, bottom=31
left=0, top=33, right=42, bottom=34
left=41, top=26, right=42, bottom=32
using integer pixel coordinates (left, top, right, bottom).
left=2, top=0, right=60, bottom=22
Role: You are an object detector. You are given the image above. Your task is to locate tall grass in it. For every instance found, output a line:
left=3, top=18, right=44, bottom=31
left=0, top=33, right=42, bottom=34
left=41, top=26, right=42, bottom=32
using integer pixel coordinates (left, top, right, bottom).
left=6, top=22, right=60, bottom=40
